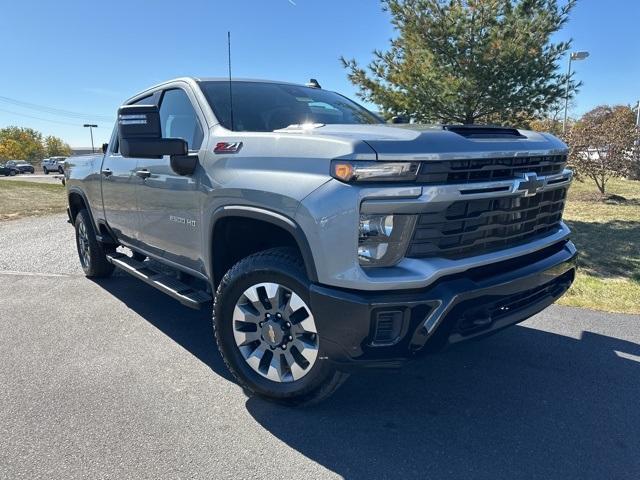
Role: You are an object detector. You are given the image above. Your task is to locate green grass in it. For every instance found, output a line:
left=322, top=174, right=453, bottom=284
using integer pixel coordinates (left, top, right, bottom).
left=0, top=180, right=67, bottom=221
left=559, top=177, right=640, bottom=314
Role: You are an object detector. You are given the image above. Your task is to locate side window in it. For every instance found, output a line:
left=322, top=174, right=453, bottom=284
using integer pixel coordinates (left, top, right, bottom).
left=159, top=89, right=204, bottom=150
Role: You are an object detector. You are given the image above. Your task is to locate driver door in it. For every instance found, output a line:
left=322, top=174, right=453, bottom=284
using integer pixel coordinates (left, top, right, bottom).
left=134, top=86, right=206, bottom=273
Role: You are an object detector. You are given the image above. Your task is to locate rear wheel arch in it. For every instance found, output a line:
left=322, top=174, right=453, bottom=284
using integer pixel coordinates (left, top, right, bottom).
left=209, top=206, right=318, bottom=288
left=68, top=190, right=89, bottom=223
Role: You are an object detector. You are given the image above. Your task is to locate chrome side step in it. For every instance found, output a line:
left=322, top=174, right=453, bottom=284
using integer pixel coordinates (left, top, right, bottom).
left=106, top=253, right=211, bottom=310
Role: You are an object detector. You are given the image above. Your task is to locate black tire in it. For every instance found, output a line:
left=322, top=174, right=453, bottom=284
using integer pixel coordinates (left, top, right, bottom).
left=213, top=247, right=348, bottom=406
left=58, top=167, right=64, bottom=174
left=44, top=168, right=49, bottom=175
left=9, top=170, right=16, bottom=176
left=74, top=209, right=115, bottom=278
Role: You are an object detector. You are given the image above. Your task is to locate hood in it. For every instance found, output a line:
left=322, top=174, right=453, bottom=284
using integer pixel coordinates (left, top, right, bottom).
left=291, top=124, right=567, bottom=161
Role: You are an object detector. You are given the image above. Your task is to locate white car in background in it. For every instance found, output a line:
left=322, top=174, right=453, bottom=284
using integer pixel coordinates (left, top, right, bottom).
left=41, top=157, right=66, bottom=174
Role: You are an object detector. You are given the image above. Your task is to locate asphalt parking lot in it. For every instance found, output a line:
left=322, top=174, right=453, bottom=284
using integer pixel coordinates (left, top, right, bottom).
left=1, top=214, right=639, bottom=479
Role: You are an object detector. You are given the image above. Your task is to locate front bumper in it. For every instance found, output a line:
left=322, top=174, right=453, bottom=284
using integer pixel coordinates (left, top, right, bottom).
left=309, top=240, right=577, bottom=370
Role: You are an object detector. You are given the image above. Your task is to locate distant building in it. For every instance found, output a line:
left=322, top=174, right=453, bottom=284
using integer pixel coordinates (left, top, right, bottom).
left=71, top=147, right=97, bottom=156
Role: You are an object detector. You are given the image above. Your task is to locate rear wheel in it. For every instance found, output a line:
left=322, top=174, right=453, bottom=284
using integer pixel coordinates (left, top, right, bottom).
left=74, top=209, right=115, bottom=278
left=9, top=170, right=16, bottom=176
left=213, top=248, right=348, bottom=406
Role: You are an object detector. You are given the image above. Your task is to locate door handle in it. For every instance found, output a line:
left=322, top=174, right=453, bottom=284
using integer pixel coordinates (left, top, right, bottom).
left=101, top=168, right=113, bottom=177
left=135, top=169, right=151, bottom=179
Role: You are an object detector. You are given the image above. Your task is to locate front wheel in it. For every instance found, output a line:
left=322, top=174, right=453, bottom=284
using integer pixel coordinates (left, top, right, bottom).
left=43, top=168, right=49, bottom=174
left=213, top=248, right=348, bottom=406
left=74, top=209, right=115, bottom=278
left=9, top=170, right=16, bottom=176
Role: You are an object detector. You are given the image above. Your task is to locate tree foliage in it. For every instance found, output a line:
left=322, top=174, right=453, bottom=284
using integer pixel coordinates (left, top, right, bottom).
left=0, top=127, right=71, bottom=163
left=567, top=105, right=638, bottom=195
left=341, top=0, right=578, bottom=125
left=45, top=135, right=73, bottom=157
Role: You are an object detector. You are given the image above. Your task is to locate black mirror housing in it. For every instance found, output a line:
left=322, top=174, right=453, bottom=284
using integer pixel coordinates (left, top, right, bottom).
left=117, top=104, right=188, bottom=159
left=391, top=115, right=409, bottom=124
left=170, top=154, right=198, bottom=176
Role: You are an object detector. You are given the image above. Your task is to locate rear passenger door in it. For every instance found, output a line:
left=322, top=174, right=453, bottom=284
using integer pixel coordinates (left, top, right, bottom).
left=135, top=85, right=206, bottom=273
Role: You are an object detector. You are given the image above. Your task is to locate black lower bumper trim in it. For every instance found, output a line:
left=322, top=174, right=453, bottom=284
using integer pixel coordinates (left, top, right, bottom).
left=309, top=241, right=577, bottom=370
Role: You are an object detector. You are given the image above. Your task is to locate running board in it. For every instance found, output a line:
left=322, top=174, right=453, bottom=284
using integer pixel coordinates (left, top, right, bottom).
left=106, top=253, right=211, bottom=310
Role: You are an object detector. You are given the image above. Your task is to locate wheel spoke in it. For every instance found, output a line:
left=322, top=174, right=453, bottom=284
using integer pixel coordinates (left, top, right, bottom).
left=233, top=304, right=261, bottom=324
left=293, top=339, right=319, bottom=364
left=233, top=328, right=261, bottom=347
left=244, top=343, right=268, bottom=370
left=242, top=285, right=268, bottom=316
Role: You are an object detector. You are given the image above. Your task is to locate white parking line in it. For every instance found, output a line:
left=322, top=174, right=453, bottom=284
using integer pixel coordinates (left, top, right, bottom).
left=0, top=270, right=69, bottom=278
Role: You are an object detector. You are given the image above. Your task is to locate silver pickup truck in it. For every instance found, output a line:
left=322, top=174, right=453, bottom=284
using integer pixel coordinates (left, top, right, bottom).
left=65, top=77, right=576, bottom=405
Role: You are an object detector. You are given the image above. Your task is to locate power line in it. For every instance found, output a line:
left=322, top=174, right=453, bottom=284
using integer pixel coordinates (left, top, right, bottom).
left=0, top=107, right=110, bottom=127
left=0, top=95, right=114, bottom=121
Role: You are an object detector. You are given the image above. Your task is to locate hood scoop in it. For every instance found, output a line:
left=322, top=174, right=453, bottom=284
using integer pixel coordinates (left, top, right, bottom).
left=443, top=125, right=526, bottom=139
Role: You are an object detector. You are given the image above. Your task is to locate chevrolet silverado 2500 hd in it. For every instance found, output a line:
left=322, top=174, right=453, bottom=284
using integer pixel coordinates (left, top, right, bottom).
left=65, top=77, right=576, bottom=405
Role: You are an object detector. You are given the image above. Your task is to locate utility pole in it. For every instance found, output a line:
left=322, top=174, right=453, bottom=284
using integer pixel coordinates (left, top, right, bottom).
left=83, top=124, right=98, bottom=153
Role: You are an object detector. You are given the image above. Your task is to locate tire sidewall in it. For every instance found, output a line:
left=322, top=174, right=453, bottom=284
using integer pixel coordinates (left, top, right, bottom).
left=215, top=258, right=335, bottom=401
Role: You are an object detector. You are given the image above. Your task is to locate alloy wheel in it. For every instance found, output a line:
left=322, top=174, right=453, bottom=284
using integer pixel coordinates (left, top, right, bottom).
left=232, top=282, right=319, bottom=383
left=77, top=221, right=91, bottom=268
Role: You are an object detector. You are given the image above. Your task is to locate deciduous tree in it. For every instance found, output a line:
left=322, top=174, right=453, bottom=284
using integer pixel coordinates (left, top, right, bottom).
left=45, top=135, right=73, bottom=157
left=0, top=126, right=46, bottom=162
left=567, top=105, right=637, bottom=196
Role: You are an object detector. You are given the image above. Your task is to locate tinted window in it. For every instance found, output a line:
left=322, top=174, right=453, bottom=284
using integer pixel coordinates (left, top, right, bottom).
left=199, top=81, right=382, bottom=132
left=159, top=89, right=204, bottom=150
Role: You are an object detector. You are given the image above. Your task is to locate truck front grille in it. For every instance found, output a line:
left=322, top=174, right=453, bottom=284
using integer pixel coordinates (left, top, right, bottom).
left=417, top=155, right=566, bottom=185
left=407, top=186, right=568, bottom=260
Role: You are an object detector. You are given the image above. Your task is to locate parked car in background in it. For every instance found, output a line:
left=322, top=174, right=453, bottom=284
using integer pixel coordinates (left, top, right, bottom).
left=0, top=163, right=19, bottom=176
left=5, top=160, right=35, bottom=174
left=41, top=157, right=66, bottom=174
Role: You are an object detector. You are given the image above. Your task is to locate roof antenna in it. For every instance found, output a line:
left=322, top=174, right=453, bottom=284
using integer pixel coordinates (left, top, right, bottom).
left=227, top=31, right=235, bottom=131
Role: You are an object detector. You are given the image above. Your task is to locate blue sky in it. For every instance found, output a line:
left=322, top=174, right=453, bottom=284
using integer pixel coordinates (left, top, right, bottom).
left=0, top=0, right=638, bottom=147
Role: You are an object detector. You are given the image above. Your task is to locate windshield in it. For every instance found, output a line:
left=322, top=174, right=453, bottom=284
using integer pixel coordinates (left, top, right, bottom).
left=199, top=81, right=382, bottom=132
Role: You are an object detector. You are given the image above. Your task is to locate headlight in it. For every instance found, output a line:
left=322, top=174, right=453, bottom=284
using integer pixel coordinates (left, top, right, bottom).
left=331, top=160, right=419, bottom=182
left=358, top=214, right=416, bottom=267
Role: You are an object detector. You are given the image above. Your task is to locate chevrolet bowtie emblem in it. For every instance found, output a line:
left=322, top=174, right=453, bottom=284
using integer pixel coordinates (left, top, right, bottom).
left=267, top=325, right=276, bottom=343
left=517, top=172, right=545, bottom=197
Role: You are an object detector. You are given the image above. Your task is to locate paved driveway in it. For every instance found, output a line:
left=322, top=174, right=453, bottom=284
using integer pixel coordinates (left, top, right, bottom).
left=1, top=215, right=639, bottom=479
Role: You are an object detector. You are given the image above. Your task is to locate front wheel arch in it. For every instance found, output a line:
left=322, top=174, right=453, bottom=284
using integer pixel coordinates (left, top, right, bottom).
left=209, top=206, right=318, bottom=288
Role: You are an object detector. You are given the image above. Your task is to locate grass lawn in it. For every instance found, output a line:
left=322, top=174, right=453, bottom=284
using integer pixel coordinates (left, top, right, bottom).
left=559, top=177, right=640, bottom=314
left=0, top=175, right=638, bottom=313
left=0, top=180, right=67, bottom=221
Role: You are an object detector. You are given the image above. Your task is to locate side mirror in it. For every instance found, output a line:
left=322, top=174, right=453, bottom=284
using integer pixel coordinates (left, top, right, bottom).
left=117, top=105, right=188, bottom=159
left=391, top=115, right=409, bottom=124
left=102, top=143, right=108, bottom=154
left=170, top=154, right=198, bottom=176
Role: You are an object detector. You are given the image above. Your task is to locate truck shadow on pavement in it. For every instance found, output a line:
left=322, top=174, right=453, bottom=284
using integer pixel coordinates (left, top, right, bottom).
left=247, top=324, right=640, bottom=480
left=92, top=276, right=233, bottom=382
left=94, top=277, right=640, bottom=479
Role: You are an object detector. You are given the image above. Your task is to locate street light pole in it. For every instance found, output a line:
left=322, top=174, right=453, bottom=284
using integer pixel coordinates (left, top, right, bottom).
left=562, top=51, right=589, bottom=134
left=83, top=124, right=98, bottom=153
